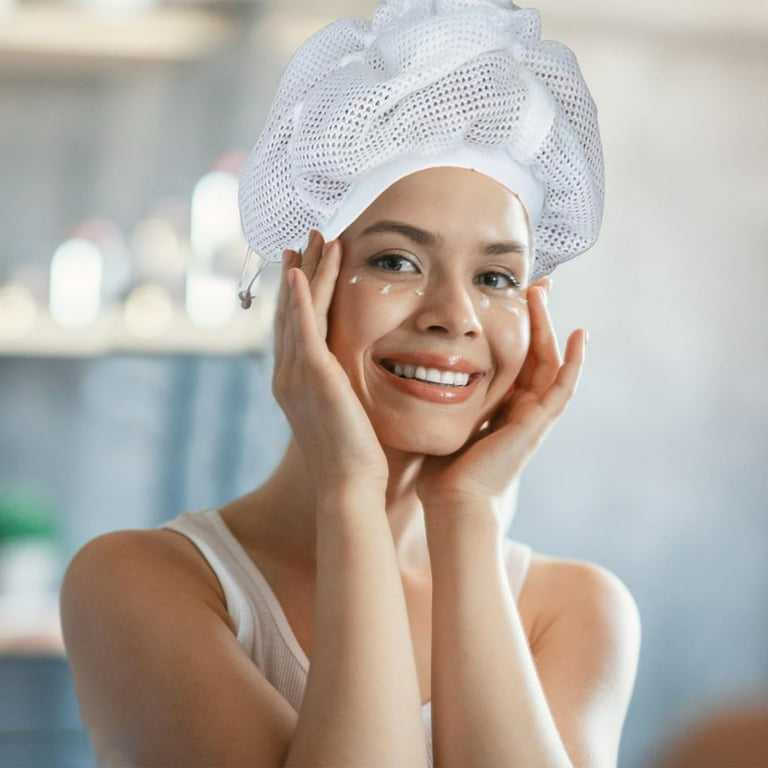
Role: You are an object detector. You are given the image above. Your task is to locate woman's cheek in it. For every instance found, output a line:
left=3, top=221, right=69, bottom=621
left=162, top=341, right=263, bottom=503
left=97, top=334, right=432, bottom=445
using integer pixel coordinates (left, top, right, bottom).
left=326, top=276, right=393, bottom=373
left=489, top=299, right=530, bottom=378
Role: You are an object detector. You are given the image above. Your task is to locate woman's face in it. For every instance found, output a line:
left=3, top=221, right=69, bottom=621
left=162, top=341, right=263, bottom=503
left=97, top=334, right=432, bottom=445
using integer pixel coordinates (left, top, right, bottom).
left=329, top=166, right=536, bottom=456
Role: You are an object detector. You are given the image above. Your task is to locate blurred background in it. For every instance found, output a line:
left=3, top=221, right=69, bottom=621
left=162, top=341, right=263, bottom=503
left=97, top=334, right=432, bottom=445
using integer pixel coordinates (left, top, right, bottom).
left=0, top=0, right=766, bottom=766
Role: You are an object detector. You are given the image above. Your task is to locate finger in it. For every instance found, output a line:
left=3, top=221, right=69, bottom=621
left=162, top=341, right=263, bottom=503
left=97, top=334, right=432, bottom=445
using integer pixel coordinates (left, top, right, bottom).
left=485, top=390, right=517, bottom=435
left=527, top=285, right=563, bottom=394
left=279, top=260, right=302, bottom=368
left=310, top=240, right=343, bottom=338
left=300, top=229, right=325, bottom=283
left=477, top=327, right=584, bottom=462
left=510, top=285, right=548, bottom=392
left=288, top=267, right=327, bottom=368
left=538, top=329, right=587, bottom=418
left=512, top=333, right=537, bottom=392
left=274, top=249, right=297, bottom=364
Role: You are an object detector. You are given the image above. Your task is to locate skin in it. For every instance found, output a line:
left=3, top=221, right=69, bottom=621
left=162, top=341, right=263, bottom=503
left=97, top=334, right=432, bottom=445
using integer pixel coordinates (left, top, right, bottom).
left=60, top=166, right=641, bottom=767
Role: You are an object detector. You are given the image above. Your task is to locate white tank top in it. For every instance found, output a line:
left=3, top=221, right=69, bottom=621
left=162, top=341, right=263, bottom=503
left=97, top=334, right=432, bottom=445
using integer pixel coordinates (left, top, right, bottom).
left=159, top=508, right=533, bottom=767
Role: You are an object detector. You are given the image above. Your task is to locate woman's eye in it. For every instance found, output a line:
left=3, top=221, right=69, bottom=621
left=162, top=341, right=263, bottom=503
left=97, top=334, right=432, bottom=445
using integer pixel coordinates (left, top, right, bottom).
left=370, top=254, right=417, bottom=272
left=475, top=271, right=520, bottom=290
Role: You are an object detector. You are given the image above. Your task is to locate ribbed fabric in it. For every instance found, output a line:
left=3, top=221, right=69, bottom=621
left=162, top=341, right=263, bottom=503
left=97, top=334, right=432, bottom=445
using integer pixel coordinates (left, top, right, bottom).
left=159, top=508, right=533, bottom=766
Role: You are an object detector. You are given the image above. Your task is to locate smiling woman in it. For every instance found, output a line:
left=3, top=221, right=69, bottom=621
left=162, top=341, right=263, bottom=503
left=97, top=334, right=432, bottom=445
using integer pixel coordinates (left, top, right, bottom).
left=59, top=1, right=640, bottom=767
left=328, top=167, right=536, bottom=455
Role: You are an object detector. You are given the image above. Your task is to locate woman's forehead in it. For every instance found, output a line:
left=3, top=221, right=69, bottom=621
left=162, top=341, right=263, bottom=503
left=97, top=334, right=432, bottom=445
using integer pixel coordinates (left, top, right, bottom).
left=346, top=167, right=532, bottom=243
left=378, top=165, right=522, bottom=199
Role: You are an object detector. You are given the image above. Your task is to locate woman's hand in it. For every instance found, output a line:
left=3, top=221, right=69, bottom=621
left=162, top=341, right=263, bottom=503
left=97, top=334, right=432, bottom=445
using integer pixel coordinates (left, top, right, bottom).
left=418, top=281, right=586, bottom=524
left=272, top=230, right=388, bottom=497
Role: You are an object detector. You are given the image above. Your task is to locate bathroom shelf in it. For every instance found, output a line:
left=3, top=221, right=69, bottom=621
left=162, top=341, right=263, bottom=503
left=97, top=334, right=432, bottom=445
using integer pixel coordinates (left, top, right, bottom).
left=0, top=305, right=274, bottom=358
left=0, top=628, right=65, bottom=656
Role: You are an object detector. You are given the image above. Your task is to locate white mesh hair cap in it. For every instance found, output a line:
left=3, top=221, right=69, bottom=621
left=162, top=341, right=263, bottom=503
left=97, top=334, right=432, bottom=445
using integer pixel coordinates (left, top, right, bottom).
left=238, top=0, right=604, bottom=285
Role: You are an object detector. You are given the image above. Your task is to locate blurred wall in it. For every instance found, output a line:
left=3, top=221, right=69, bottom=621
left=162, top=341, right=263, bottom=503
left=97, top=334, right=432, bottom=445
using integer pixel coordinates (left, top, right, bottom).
left=0, top=2, right=766, bottom=767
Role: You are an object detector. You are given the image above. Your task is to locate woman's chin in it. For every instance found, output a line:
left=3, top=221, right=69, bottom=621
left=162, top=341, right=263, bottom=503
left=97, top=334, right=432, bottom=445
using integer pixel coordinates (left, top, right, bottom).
left=375, top=424, right=469, bottom=458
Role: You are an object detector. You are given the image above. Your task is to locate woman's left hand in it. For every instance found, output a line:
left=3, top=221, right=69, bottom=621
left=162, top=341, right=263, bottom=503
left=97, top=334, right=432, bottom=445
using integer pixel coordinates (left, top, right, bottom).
left=418, top=282, right=587, bottom=524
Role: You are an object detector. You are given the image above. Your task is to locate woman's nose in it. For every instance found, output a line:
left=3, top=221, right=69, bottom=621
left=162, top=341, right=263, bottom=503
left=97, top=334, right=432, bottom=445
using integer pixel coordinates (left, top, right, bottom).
left=413, top=277, right=482, bottom=338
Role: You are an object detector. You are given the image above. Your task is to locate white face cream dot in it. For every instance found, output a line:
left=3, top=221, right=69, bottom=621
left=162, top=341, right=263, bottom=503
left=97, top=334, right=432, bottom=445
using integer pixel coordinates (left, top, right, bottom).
left=349, top=275, right=360, bottom=284
left=380, top=284, right=392, bottom=294
left=479, top=295, right=491, bottom=309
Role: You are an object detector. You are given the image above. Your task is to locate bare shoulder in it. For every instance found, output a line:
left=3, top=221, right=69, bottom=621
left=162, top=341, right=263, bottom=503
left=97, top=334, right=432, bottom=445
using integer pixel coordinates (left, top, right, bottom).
left=61, top=528, right=233, bottom=630
left=60, top=529, right=297, bottom=766
left=519, top=549, right=641, bottom=651
left=517, top=550, right=642, bottom=767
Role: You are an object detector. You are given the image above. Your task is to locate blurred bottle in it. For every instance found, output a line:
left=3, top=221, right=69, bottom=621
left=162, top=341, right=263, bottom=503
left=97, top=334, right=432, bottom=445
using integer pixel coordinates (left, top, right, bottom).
left=129, top=200, right=189, bottom=304
left=125, top=201, right=190, bottom=337
left=186, top=152, right=248, bottom=329
left=0, top=282, right=38, bottom=340
left=49, top=218, right=132, bottom=329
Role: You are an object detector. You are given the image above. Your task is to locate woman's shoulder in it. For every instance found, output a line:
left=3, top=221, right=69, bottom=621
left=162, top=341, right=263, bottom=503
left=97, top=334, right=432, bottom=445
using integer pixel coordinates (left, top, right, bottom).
left=61, top=527, right=233, bottom=631
left=60, top=528, right=298, bottom=766
left=519, top=549, right=640, bottom=654
left=525, top=549, right=636, bottom=598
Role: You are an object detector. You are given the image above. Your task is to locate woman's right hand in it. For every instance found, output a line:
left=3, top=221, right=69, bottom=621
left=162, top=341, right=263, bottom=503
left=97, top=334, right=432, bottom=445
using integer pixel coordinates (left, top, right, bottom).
left=272, top=230, right=389, bottom=497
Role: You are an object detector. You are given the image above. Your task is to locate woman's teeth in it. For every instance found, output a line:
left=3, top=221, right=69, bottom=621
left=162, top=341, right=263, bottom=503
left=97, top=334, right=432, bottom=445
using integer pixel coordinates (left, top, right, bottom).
left=390, top=363, right=470, bottom=387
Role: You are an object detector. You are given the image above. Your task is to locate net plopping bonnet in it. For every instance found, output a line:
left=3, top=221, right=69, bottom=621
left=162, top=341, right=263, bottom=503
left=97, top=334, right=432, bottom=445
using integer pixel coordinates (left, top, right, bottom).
left=237, top=0, right=604, bottom=306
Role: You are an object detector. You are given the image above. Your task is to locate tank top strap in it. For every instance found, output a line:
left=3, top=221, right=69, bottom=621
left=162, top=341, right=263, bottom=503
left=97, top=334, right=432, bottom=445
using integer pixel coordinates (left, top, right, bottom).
left=158, top=509, right=258, bottom=652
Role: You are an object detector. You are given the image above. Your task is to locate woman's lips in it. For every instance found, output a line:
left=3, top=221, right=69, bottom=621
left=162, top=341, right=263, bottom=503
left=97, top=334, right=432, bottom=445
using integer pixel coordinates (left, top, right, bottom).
left=375, top=358, right=483, bottom=404
left=378, top=352, right=481, bottom=374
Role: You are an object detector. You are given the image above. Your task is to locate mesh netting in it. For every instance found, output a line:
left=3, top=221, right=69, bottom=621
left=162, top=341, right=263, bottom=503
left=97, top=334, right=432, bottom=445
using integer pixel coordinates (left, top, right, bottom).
left=239, top=0, right=603, bottom=281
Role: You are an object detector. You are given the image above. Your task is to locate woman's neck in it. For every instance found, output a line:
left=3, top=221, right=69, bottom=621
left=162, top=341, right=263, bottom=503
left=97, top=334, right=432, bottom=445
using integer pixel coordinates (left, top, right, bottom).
left=230, top=439, right=431, bottom=573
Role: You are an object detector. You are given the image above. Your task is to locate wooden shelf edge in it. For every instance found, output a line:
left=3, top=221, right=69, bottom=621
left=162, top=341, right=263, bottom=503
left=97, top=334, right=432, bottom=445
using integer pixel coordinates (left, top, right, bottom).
left=0, top=305, right=274, bottom=358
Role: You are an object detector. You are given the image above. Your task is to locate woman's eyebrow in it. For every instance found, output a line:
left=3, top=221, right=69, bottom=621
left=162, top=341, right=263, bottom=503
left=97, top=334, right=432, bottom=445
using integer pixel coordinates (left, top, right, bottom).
left=359, top=220, right=528, bottom=255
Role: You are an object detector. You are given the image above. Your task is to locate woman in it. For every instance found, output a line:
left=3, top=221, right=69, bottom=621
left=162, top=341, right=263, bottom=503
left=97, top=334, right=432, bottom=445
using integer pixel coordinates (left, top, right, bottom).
left=61, top=2, right=640, bottom=766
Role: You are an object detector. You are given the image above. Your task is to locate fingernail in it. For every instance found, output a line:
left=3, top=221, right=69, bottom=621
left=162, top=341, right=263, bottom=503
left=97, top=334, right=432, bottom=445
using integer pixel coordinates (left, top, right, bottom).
left=546, top=277, right=554, bottom=292
left=540, top=286, right=548, bottom=305
left=585, top=330, right=590, bottom=345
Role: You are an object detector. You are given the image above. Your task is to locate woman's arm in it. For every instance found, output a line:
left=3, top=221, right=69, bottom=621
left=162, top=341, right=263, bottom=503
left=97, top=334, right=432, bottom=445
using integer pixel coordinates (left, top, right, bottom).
left=278, top=235, right=428, bottom=766
left=425, top=509, right=640, bottom=768
left=285, top=486, right=428, bottom=767
left=427, top=510, right=569, bottom=767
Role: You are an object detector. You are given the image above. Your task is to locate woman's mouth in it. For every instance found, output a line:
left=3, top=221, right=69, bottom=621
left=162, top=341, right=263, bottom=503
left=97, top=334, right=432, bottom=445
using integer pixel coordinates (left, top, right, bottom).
left=379, top=360, right=471, bottom=388
left=375, top=357, right=483, bottom=404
